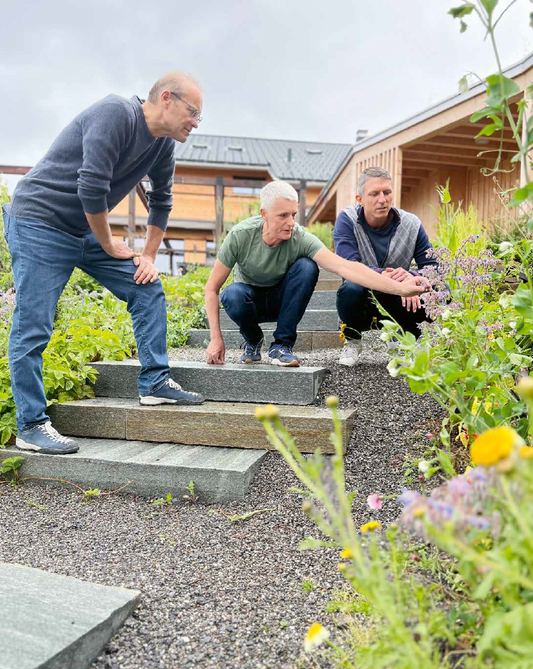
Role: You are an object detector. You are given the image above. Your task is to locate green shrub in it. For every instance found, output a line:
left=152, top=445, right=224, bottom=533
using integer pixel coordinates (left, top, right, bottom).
left=307, top=221, right=334, bottom=250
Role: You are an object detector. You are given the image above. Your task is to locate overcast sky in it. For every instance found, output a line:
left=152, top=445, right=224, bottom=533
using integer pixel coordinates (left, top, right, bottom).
left=1, top=0, right=532, bottom=190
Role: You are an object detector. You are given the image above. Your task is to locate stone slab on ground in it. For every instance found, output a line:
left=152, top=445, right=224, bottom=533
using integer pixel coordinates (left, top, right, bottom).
left=92, top=360, right=326, bottom=405
left=185, top=329, right=343, bottom=351
left=219, top=309, right=339, bottom=331
left=0, top=562, right=140, bottom=669
left=0, top=439, right=266, bottom=503
left=48, top=399, right=355, bottom=454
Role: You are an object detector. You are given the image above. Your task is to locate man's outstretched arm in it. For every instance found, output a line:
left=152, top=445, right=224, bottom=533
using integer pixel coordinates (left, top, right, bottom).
left=204, top=259, right=232, bottom=364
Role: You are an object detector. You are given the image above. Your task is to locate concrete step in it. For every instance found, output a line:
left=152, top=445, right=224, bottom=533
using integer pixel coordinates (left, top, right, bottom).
left=0, top=562, right=139, bottom=669
left=309, top=290, right=337, bottom=310
left=48, top=399, right=355, bottom=454
left=219, top=309, right=339, bottom=331
left=0, top=439, right=266, bottom=504
left=315, top=278, right=341, bottom=291
left=91, top=360, right=326, bottom=406
left=319, top=269, right=340, bottom=281
left=186, top=329, right=342, bottom=351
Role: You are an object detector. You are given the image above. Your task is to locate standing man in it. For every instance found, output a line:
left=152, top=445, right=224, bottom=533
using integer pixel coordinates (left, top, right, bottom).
left=334, top=167, right=437, bottom=366
left=3, top=71, right=205, bottom=456
left=204, top=181, right=429, bottom=368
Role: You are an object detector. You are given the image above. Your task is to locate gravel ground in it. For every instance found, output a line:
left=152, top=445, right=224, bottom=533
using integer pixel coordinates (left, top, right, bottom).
left=0, top=333, right=440, bottom=669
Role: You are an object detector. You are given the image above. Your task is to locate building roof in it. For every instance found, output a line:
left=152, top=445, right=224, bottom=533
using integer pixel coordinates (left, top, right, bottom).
left=174, top=134, right=351, bottom=182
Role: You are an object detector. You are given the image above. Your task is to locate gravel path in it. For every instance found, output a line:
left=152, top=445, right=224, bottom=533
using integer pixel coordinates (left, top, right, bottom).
left=0, top=334, right=440, bottom=669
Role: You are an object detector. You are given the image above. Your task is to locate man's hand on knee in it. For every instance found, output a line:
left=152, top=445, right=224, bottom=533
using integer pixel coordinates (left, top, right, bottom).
left=133, top=254, right=159, bottom=284
left=206, top=339, right=225, bottom=365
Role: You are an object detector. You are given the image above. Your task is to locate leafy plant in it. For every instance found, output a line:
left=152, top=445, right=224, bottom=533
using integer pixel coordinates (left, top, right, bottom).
left=307, top=221, right=334, bottom=250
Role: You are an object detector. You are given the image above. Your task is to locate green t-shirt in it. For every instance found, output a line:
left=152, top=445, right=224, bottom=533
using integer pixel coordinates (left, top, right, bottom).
left=218, top=215, right=324, bottom=287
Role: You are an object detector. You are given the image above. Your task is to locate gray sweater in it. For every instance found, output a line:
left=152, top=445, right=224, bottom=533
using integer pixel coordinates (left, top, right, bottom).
left=8, top=95, right=175, bottom=236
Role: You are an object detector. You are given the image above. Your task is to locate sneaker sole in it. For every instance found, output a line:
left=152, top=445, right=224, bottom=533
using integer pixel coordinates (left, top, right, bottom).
left=139, top=396, right=205, bottom=406
left=15, top=439, right=79, bottom=455
left=242, top=359, right=262, bottom=364
left=270, top=359, right=300, bottom=368
left=338, top=359, right=358, bottom=367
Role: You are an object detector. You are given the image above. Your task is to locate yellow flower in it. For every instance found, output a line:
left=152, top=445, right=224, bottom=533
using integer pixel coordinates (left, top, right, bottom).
left=340, top=548, right=353, bottom=559
left=304, top=623, right=330, bottom=652
left=337, top=562, right=347, bottom=573
left=254, top=404, right=280, bottom=420
left=412, top=506, right=426, bottom=518
left=360, top=520, right=382, bottom=533
left=519, top=446, right=533, bottom=459
left=470, top=426, right=521, bottom=466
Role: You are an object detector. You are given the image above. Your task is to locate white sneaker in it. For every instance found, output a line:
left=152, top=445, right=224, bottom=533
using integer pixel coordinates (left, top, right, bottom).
left=338, top=340, right=363, bottom=366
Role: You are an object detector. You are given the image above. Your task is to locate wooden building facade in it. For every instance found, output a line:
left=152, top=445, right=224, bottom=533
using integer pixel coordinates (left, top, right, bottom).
left=308, top=53, right=533, bottom=237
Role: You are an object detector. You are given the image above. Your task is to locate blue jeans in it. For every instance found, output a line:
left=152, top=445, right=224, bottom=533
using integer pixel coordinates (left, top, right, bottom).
left=3, top=213, right=170, bottom=432
left=336, top=280, right=430, bottom=340
left=221, top=257, right=319, bottom=347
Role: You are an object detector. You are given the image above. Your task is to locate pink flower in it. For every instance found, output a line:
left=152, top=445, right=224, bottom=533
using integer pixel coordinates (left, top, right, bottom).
left=367, top=494, right=382, bottom=510
left=427, top=433, right=434, bottom=439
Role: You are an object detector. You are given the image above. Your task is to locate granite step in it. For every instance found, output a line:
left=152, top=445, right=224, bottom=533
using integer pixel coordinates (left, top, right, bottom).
left=219, top=309, right=339, bottom=331
left=48, top=399, right=355, bottom=454
left=0, top=562, right=139, bottom=669
left=91, top=360, right=326, bottom=406
left=315, top=277, right=341, bottom=291
left=308, top=290, right=337, bottom=310
left=0, top=438, right=266, bottom=503
left=185, top=329, right=342, bottom=351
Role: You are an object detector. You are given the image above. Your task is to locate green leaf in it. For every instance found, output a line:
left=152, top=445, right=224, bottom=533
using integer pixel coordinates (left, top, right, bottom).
left=458, top=74, right=469, bottom=93
left=475, top=123, right=498, bottom=138
left=448, top=4, right=475, bottom=19
left=479, top=0, right=498, bottom=17
left=460, top=19, right=468, bottom=32
left=510, top=182, right=533, bottom=206
left=437, top=449, right=456, bottom=477
left=486, top=74, right=521, bottom=108
left=470, top=106, right=501, bottom=123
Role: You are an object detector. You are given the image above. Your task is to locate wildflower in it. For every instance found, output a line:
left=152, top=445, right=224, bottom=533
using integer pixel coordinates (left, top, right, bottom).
left=304, top=623, right=330, bottom=652
left=360, top=520, right=382, bottom=533
left=339, top=322, right=346, bottom=342
left=427, top=433, right=434, bottom=439
left=340, top=548, right=353, bottom=559
left=470, top=426, right=522, bottom=467
left=387, top=359, right=400, bottom=378
left=441, top=327, right=451, bottom=337
left=499, top=241, right=513, bottom=253
left=325, top=396, right=339, bottom=409
left=411, top=554, right=420, bottom=561
left=412, top=506, right=426, bottom=518
left=255, top=404, right=280, bottom=420
left=519, top=446, right=533, bottom=460
left=367, top=494, right=382, bottom=510
left=418, top=475, right=424, bottom=482
left=418, top=460, right=430, bottom=473
left=441, top=309, right=451, bottom=321
left=516, top=377, right=533, bottom=401
left=337, top=562, right=347, bottom=573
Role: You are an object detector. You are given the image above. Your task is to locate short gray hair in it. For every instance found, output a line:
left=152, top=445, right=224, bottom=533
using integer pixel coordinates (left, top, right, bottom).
left=260, top=181, right=298, bottom=211
left=147, top=71, right=201, bottom=103
left=357, top=167, right=392, bottom=196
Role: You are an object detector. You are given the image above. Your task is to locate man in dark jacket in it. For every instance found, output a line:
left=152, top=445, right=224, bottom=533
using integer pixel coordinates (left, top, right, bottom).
left=334, top=166, right=436, bottom=366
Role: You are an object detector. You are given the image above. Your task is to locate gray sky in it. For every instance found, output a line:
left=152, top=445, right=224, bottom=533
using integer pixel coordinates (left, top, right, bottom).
left=1, top=0, right=532, bottom=188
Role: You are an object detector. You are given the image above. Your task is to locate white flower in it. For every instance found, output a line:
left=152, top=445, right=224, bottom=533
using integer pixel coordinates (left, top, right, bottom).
left=441, top=309, right=451, bottom=321
left=387, top=360, right=400, bottom=378
left=499, top=241, right=513, bottom=253
left=499, top=294, right=510, bottom=308
left=380, top=332, right=391, bottom=342
left=441, top=327, right=451, bottom=337
left=304, top=623, right=330, bottom=652
left=509, top=321, right=517, bottom=330
left=418, top=460, right=430, bottom=473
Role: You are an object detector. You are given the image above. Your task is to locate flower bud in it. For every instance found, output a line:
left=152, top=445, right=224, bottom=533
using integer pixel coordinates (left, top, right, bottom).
left=516, top=377, right=533, bottom=401
left=325, top=395, right=339, bottom=409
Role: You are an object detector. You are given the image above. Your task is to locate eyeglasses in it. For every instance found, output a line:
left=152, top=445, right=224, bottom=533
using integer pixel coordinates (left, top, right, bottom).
left=170, top=92, right=203, bottom=123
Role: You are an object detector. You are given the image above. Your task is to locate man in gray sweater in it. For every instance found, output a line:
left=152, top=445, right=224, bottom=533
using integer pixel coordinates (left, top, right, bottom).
left=3, top=71, right=205, bottom=455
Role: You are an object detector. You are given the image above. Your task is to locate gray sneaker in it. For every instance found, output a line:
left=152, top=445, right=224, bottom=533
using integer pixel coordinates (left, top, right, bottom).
left=16, top=421, right=80, bottom=455
left=139, top=378, right=205, bottom=406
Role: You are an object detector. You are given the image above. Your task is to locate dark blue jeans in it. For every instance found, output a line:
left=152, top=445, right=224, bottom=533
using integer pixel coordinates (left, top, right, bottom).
left=4, top=214, right=170, bottom=432
left=221, top=257, right=319, bottom=347
left=337, top=280, right=430, bottom=340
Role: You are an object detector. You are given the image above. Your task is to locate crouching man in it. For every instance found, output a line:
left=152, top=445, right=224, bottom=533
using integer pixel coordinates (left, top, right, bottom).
left=204, top=181, right=430, bottom=367
left=334, top=167, right=437, bottom=365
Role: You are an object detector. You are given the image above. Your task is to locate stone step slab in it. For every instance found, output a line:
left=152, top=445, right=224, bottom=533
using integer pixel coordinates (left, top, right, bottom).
left=91, top=360, right=326, bottom=406
left=308, top=290, right=337, bottom=310
left=0, top=562, right=140, bottom=669
left=0, top=438, right=266, bottom=503
left=48, top=399, right=355, bottom=454
left=315, top=278, right=341, bottom=291
left=185, top=329, right=342, bottom=351
left=219, top=309, right=339, bottom=331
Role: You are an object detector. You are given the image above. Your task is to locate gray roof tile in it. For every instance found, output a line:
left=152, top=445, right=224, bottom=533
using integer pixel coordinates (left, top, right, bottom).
left=175, top=134, right=351, bottom=182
